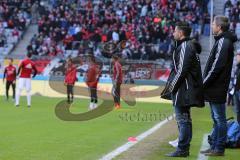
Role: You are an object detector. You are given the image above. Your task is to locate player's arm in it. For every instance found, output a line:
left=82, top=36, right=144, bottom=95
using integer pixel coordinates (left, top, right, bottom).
left=96, top=67, right=101, bottom=82
left=74, top=68, right=78, bottom=82
left=3, top=68, right=6, bottom=83
left=17, top=62, right=23, bottom=76
left=32, top=64, right=38, bottom=78
left=86, top=68, right=91, bottom=83
left=114, top=64, right=120, bottom=85
left=64, top=73, right=68, bottom=86
left=13, top=68, right=17, bottom=84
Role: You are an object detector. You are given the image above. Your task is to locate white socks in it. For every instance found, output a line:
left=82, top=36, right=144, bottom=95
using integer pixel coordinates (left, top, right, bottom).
left=15, top=88, right=22, bottom=106
left=89, top=103, right=94, bottom=110
left=93, top=103, right=97, bottom=109
left=26, top=90, right=31, bottom=106
left=15, top=89, right=31, bottom=106
left=89, top=103, right=98, bottom=110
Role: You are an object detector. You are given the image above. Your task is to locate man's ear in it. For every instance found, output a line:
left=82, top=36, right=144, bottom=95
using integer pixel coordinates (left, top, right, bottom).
left=236, top=55, right=240, bottom=64
left=178, top=30, right=183, bottom=38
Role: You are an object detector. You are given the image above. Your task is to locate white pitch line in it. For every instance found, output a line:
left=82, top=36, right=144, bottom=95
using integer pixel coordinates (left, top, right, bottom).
left=99, top=114, right=175, bottom=160
left=197, top=134, right=210, bottom=160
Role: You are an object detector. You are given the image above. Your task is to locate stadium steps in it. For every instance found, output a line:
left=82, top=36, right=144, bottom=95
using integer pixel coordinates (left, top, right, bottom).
left=214, top=0, right=224, bottom=15
left=199, top=0, right=225, bottom=70
left=42, top=58, right=61, bottom=77
left=199, top=35, right=211, bottom=71
left=10, top=24, right=38, bottom=56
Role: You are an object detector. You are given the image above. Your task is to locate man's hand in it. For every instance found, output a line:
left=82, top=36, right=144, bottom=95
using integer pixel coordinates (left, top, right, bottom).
left=32, top=74, right=36, bottom=78
left=13, top=80, right=16, bottom=84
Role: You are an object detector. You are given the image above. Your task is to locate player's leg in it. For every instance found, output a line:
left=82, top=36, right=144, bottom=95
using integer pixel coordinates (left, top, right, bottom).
left=70, top=85, right=74, bottom=102
left=26, top=78, right=32, bottom=107
left=89, top=87, right=94, bottom=110
left=6, top=81, right=10, bottom=100
left=114, top=83, right=121, bottom=109
left=112, top=83, right=117, bottom=105
left=16, top=78, right=24, bottom=106
left=93, top=87, right=98, bottom=109
left=67, top=85, right=71, bottom=103
left=116, top=83, right=121, bottom=106
left=12, top=82, right=16, bottom=100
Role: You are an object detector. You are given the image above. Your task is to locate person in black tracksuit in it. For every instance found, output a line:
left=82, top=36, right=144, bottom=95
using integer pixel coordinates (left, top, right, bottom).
left=3, top=58, right=17, bottom=101
left=161, top=22, right=204, bottom=158
left=233, top=54, right=240, bottom=124
left=201, top=16, right=238, bottom=156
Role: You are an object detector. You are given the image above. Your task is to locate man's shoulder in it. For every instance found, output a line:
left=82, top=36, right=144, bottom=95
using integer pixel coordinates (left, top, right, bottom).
left=6, top=65, right=16, bottom=69
left=222, top=37, right=233, bottom=46
left=185, top=40, right=202, bottom=54
left=11, top=65, right=16, bottom=68
left=21, top=58, right=28, bottom=64
left=22, top=58, right=36, bottom=67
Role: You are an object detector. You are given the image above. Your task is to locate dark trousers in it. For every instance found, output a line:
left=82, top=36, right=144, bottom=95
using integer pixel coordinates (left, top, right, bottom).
left=209, top=102, right=227, bottom=153
left=112, top=83, right=121, bottom=104
left=89, top=87, right=98, bottom=103
left=67, top=85, right=74, bottom=102
left=6, top=81, right=16, bottom=100
left=233, top=91, right=240, bottom=124
left=175, top=106, right=192, bottom=152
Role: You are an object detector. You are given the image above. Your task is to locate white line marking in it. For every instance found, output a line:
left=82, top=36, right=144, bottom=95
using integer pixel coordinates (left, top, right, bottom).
left=197, top=134, right=210, bottom=160
left=99, top=114, right=175, bottom=160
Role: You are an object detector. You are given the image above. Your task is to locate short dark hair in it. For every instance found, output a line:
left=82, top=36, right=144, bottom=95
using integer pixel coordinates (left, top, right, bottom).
left=9, top=58, right=13, bottom=62
left=27, top=52, right=32, bottom=58
left=176, top=22, right=192, bottom=37
left=214, top=16, right=230, bottom=32
left=67, top=57, right=73, bottom=63
left=89, top=56, right=96, bottom=63
left=112, top=54, right=119, bottom=60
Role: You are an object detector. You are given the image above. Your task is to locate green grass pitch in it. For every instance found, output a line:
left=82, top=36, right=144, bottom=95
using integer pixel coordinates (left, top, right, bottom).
left=0, top=96, right=239, bottom=160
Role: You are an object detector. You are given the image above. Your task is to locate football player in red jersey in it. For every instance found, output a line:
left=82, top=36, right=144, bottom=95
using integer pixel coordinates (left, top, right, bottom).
left=64, top=58, right=77, bottom=104
left=85, top=56, right=100, bottom=110
left=15, top=52, right=38, bottom=107
left=3, top=58, right=17, bottom=101
left=111, top=55, right=122, bottom=109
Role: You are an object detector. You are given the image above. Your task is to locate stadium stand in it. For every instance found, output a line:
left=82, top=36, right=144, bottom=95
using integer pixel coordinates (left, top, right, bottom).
left=27, top=0, right=209, bottom=61
left=0, top=0, right=36, bottom=55
left=224, top=0, right=240, bottom=38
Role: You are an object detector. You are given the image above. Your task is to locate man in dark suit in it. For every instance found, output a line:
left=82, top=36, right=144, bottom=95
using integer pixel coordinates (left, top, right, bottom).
left=161, top=22, right=204, bottom=157
left=201, top=16, right=238, bottom=156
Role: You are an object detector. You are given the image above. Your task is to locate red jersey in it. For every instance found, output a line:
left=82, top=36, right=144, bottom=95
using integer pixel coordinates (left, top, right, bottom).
left=4, top=65, right=17, bottom=81
left=86, top=64, right=100, bottom=88
left=113, top=61, right=123, bottom=84
left=19, top=58, right=37, bottom=78
left=64, top=64, right=77, bottom=85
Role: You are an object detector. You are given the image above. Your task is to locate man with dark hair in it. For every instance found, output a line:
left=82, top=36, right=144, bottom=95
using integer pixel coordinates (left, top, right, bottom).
left=175, top=22, right=192, bottom=37
left=16, top=52, right=38, bottom=107
left=86, top=56, right=100, bottom=110
left=201, top=16, right=238, bottom=156
left=3, top=58, right=16, bottom=101
left=64, top=58, right=77, bottom=104
left=111, top=55, right=123, bottom=109
left=161, top=21, right=204, bottom=157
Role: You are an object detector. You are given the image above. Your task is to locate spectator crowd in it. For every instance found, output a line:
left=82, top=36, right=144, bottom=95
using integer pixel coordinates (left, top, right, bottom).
left=0, top=0, right=36, bottom=55
left=26, top=0, right=209, bottom=60
left=224, top=0, right=240, bottom=39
